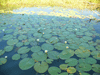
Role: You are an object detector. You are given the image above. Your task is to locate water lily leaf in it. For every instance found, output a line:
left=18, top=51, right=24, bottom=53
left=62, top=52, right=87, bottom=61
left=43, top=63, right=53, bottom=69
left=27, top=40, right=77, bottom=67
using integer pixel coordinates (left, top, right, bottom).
left=59, top=72, right=68, bottom=75
left=3, top=34, right=13, bottom=40
left=28, top=38, right=35, bottom=42
left=59, top=64, right=68, bottom=70
left=54, top=43, right=67, bottom=50
left=19, top=58, right=34, bottom=70
left=4, top=29, right=13, bottom=33
left=78, top=63, right=92, bottom=71
left=59, top=49, right=74, bottom=60
left=65, top=58, right=78, bottom=66
left=43, top=34, right=52, bottom=39
left=0, top=50, right=5, bottom=56
left=48, top=37, right=59, bottom=44
left=24, top=42, right=30, bottom=45
left=7, top=39, right=18, bottom=45
left=33, top=33, right=42, bottom=37
left=69, top=44, right=79, bottom=50
left=41, top=43, right=54, bottom=51
left=92, top=64, right=100, bottom=73
left=67, top=67, right=76, bottom=74
left=21, top=54, right=28, bottom=59
left=48, top=67, right=61, bottom=75
left=79, top=73, right=90, bottom=75
left=34, top=61, right=49, bottom=73
left=48, top=51, right=59, bottom=59
left=0, top=58, right=7, bottom=65
left=76, top=32, right=84, bottom=35
left=16, top=42, right=23, bottom=47
left=96, top=45, right=100, bottom=50
left=18, top=35, right=27, bottom=40
left=75, top=48, right=90, bottom=58
left=46, top=59, right=53, bottom=64
left=93, top=73, right=100, bottom=75
left=4, top=45, right=13, bottom=52
left=12, top=54, right=20, bottom=60
left=31, top=51, right=47, bottom=61
left=91, top=51, right=100, bottom=60
left=17, top=46, right=30, bottom=54
left=31, top=46, right=41, bottom=52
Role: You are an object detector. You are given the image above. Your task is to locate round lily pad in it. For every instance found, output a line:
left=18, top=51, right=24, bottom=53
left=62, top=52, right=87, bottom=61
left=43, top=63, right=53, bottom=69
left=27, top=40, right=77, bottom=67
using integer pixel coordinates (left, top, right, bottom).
left=96, top=45, right=100, bottom=50
left=65, top=58, right=78, bottom=66
left=0, top=50, right=5, bottom=56
left=78, top=63, right=92, bottom=71
left=92, top=64, right=100, bottom=73
left=59, top=72, right=68, bottom=75
left=79, top=72, right=90, bottom=75
left=4, top=45, right=13, bottom=52
left=43, top=34, right=52, bottom=39
left=48, top=51, right=59, bottom=59
left=46, top=59, right=53, bottom=64
left=4, top=29, right=13, bottom=33
left=31, top=46, right=41, bottom=52
left=67, top=67, right=76, bottom=74
left=21, top=54, right=28, bottom=59
left=7, top=39, right=18, bottom=45
left=59, top=49, right=74, bottom=59
left=54, top=43, right=67, bottom=50
left=41, top=43, right=54, bottom=51
left=28, top=38, right=35, bottom=42
left=24, top=42, right=30, bottom=45
left=17, top=46, right=30, bottom=54
left=48, top=37, right=59, bottom=44
left=19, top=58, right=35, bottom=70
left=48, top=67, right=61, bottom=75
left=12, top=54, right=20, bottom=60
left=16, top=42, right=23, bottom=47
left=85, top=57, right=97, bottom=64
left=69, top=44, right=79, bottom=50
left=0, top=58, right=7, bottom=65
left=59, top=64, right=68, bottom=70
left=3, top=34, right=13, bottom=40
left=33, top=33, right=42, bottom=37
left=91, top=51, right=100, bottom=60
left=31, top=51, right=47, bottom=61
left=18, top=35, right=27, bottom=40
left=34, top=61, right=49, bottom=73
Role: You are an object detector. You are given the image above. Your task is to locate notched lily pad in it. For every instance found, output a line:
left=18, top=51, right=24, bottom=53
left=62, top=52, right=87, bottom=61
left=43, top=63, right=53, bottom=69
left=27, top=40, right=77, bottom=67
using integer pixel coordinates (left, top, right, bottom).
left=0, top=58, right=7, bottom=65
left=67, top=67, right=76, bottom=74
left=59, top=64, right=68, bottom=70
left=4, top=45, right=13, bottom=52
left=48, top=51, right=59, bottom=59
left=7, top=39, right=18, bottom=45
left=92, top=64, right=100, bottom=73
left=12, top=54, right=20, bottom=60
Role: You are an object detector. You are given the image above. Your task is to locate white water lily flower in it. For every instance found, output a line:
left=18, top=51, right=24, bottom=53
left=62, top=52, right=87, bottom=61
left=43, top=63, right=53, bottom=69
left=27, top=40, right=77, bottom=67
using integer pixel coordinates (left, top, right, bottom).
left=2, top=29, right=5, bottom=31
left=75, top=29, right=77, bottom=30
left=43, top=32, right=44, bottom=34
left=37, top=39, right=39, bottom=41
left=66, top=46, right=69, bottom=49
left=45, top=50, right=48, bottom=53
left=5, top=56, right=7, bottom=58
left=65, top=41, right=67, bottom=43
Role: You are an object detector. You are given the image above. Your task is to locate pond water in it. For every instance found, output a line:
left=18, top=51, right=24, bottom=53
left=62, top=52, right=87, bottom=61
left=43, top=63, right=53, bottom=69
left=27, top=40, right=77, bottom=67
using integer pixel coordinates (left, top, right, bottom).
left=0, top=6, right=100, bottom=75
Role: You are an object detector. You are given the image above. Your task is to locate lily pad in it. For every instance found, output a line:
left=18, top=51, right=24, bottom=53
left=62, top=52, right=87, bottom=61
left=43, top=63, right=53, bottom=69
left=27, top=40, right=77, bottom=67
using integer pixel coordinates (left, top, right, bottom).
left=48, top=51, right=59, bottom=59
left=7, top=39, right=18, bottom=45
left=54, top=43, right=67, bottom=50
left=0, top=58, right=7, bottom=65
left=79, top=73, right=90, bottom=75
left=43, top=34, right=52, bottom=39
left=19, top=58, right=35, bottom=70
left=96, top=45, right=100, bottom=50
left=41, top=43, right=54, bottom=51
left=34, top=61, right=49, bottom=73
left=65, top=58, right=78, bottom=66
left=4, top=45, right=13, bottom=52
left=69, top=44, right=79, bottom=50
left=18, top=35, right=27, bottom=40
left=45, top=59, right=53, bottom=64
left=16, top=42, right=23, bottom=47
left=3, top=34, right=13, bottom=40
left=78, top=63, right=92, bottom=71
left=67, top=67, right=76, bottom=74
left=91, top=51, right=100, bottom=60
left=12, top=54, right=20, bottom=60
left=17, top=46, right=30, bottom=54
left=31, top=51, right=47, bottom=61
left=31, top=46, right=41, bottom=53
left=4, top=29, right=13, bottom=33
left=33, top=33, right=42, bottom=37
left=92, top=64, right=100, bottom=73
left=0, top=50, right=5, bottom=56
left=59, top=64, right=68, bottom=70
left=48, top=67, right=61, bottom=75
left=59, top=72, right=68, bottom=75
left=21, top=54, right=28, bottom=59
left=48, top=37, right=59, bottom=44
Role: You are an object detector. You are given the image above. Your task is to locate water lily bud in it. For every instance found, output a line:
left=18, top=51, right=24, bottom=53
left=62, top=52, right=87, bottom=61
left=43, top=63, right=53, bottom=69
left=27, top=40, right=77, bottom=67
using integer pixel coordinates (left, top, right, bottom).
left=5, top=56, right=7, bottom=58
left=45, top=50, right=48, bottom=53
left=37, top=39, right=39, bottom=41
left=65, top=41, right=67, bottom=43
left=3, top=29, right=5, bottom=31
left=75, top=29, right=77, bottom=30
left=43, top=32, right=44, bottom=34
left=66, top=46, right=69, bottom=49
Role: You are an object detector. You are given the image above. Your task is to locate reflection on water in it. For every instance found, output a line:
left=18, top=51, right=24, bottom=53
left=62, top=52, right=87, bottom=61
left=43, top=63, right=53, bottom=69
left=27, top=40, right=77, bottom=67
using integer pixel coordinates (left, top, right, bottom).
left=0, top=7, right=100, bottom=75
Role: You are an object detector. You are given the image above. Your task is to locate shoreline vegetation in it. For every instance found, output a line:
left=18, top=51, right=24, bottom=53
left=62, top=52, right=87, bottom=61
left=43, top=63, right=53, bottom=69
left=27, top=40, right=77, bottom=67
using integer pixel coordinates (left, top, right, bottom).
left=0, top=0, right=100, bottom=12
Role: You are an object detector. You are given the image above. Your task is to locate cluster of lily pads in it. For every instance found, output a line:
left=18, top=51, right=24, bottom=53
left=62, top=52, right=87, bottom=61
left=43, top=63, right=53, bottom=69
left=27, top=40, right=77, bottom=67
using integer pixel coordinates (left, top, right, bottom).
left=0, top=9, right=100, bottom=75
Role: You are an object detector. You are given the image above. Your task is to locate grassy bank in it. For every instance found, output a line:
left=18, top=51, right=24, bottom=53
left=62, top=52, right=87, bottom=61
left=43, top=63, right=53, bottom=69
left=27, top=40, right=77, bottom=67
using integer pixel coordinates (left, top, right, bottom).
left=0, top=0, right=100, bottom=12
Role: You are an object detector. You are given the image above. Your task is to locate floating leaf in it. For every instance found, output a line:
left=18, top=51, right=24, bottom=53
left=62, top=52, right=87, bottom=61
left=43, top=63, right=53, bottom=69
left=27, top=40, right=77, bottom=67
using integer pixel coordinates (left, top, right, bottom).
left=0, top=50, right=5, bottom=56
left=67, top=67, right=76, bottom=74
left=92, top=64, right=100, bottom=73
left=48, top=67, right=61, bottom=75
left=48, top=37, right=59, bottom=44
left=96, top=45, right=100, bottom=50
left=21, top=54, right=28, bottom=59
left=46, top=59, right=53, bottom=64
left=0, top=58, right=7, bottom=65
left=16, top=42, right=23, bottom=47
left=31, top=46, right=41, bottom=52
left=7, top=39, right=18, bottom=45
left=18, top=35, right=27, bottom=40
left=12, top=54, right=20, bottom=60
left=48, top=51, right=59, bottom=59
left=31, top=51, right=47, bottom=61
left=69, top=44, right=79, bottom=50
left=43, top=34, right=52, bottom=39
left=91, top=51, right=100, bottom=60
left=79, top=72, right=90, bottom=75
left=19, top=58, right=34, bottom=70
left=41, top=43, right=54, bottom=51
left=34, top=61, right=49, bottom=73
left=54, top=43, right=67, bottom=50
left=4, top=45, right=13, bottom=52
left=17, top=46, right=30, bottom=54
left=3, top=34, right=13, bottom=40
left=65, top=58, right=78, bottom=66
left=59, top=64, right=68, bottom=70
left=4, top=29, right=13, bottom=33
left=33, top=33, right=42, bottom=37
